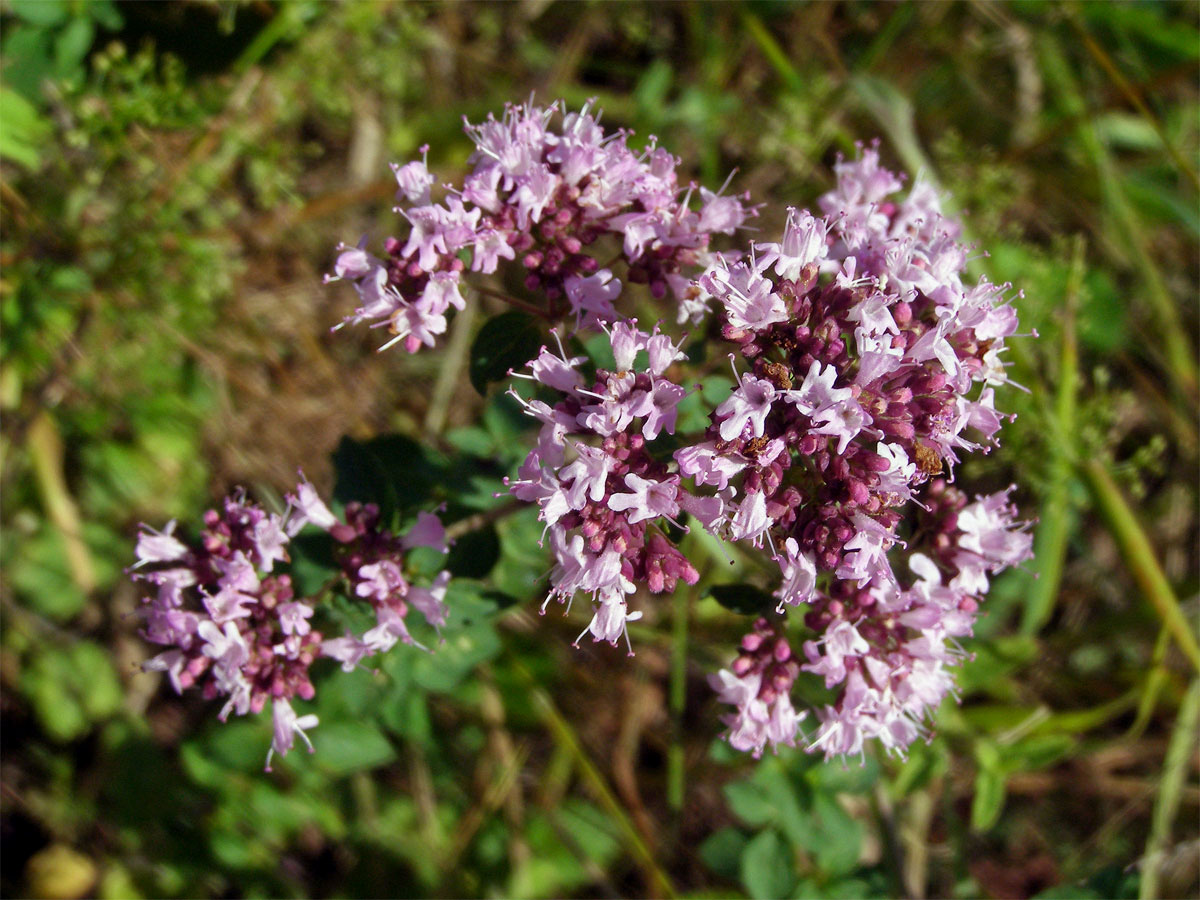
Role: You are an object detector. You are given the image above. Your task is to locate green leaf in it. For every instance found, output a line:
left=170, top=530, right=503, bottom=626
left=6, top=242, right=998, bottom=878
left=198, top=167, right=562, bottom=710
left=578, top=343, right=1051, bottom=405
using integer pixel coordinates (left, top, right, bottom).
left=286, top=531, right=338, bottom=596
left=445, top=523, right=501, bottom=578
left=970, top=765, right=1008, bottom=832
left=21, top=642, right=122, bottom=742
left=469, top=311, right=544, bottom=395
left=1, top=27, right=54, bottom=103
left=699, top=826, right=749, bottom=879
left=22, top=648, right=88, bottom=742
left=411, top=619, right=501, bottom=693
left=807, top=755, right=879, bottom=795
left=709, top=583, right=777, bottom=616
left=556, top=799, right=621, bottom=868
left=740, top=829, right=795, bottom=900
left=53, top=16, right=93, bottom=78
left=1004, top=733, right=1076, bottom=773
left=314, top=721, right=397, bottom=776
left=491, top=506, right=549, bottom=600
left=0, top=86, right=51, bottom=168
left=9, top=0, right=68, bottom=26
left=331, top=433, right=444, bottom=525
left=87, top=0, right=123, bottom=29
left=7, top=522, right=87, bottom=621
left=69, top=642, right=122, bottom=720
left=724, top=780, right=778, bottom=828
left=810, top=793, right=862, bottom=877
left=201, top=719, right=271, bottom=774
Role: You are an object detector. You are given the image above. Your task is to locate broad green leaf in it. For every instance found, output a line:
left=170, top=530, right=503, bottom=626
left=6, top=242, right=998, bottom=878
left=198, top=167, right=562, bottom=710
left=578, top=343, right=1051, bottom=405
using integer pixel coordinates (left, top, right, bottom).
left=202, top=719, right=271, bottom=774
left=8, top=523, right=87, bottom=621
left=20, top=641, right=122, bottom=742
left=445, top=523, right=500, bottom=578
left=491, top=505, right=548, bottom=601
left=469, top=311, right=544, bottom=395
left=970, top=766, right=1008, bottom=832
left=810, top=792, right=862, bottom=877
left=740, top=829, right=795, bottom=900
left=314, top=721, right=397, bottom=776
left=807, top=755, right=879, bottom=795
left=9, top=0, right=68, bottom=26
left=69, top=642, right=122, bottom=720
left=0, top=86, right=51, bottom=168
left=1004, top=733, right=1077, bottom=773
left=53, top=16, right=93, bottom=78
left=88, top=0, right=123, bottom=29
left=724, top=780, right=777, bottom=828
left=22, top=648, right=88, bottom=742
left=709, top=583, right=777, bottom=616
left=285, top=531, right=338, bottom=597
left=331, top=433, right=444, bottom=525
left=1, top=27, right=54, bottom=102
left=411, top=619, right=501, bottom=693
left=699, top=826, right=749, bottom=879
left=556, top=799, right=621, bottom=867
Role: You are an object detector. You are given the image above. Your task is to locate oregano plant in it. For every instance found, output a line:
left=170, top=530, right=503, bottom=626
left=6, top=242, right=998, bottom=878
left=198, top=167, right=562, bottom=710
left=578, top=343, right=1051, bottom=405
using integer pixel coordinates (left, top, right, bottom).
left=130, top=99, right=1031, bottom=769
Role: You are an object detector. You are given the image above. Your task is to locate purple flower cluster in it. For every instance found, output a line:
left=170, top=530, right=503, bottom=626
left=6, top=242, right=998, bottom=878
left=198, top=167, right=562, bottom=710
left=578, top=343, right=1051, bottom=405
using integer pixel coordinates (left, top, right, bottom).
left=131, top=479, right=450, bottom=769
left=328, top=100, right=755, bottom=352
left=708, top=617, right=804, bottom=757
left=683, top=146, right=1032, bottom=757
left=506, top=321, right=717, bottom=653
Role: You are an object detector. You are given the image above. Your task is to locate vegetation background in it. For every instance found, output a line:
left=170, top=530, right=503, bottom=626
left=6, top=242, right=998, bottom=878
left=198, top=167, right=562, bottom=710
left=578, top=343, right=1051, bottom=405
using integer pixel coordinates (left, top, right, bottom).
left=1, top=1, right=1197, bottom=898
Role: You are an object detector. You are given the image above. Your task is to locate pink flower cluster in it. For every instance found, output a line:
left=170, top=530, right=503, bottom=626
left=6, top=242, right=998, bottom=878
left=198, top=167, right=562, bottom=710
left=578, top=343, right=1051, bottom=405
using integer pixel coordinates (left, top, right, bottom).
left=708, top=617, right=805, bottom=757
left=506, top=321, right=719, bottom=652
left=328, top=100, right=755, bottom=352
left=131, top=479, right=450, bottom=769
left=687, top=146, right=1032, bottom=757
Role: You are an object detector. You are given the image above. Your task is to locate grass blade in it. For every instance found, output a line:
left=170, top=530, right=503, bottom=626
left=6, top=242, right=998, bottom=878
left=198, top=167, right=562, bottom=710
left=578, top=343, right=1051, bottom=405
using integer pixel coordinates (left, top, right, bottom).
left=1081, top=458, right=1200, bottom=673
left=1139, top=678, right=1200, bottom=900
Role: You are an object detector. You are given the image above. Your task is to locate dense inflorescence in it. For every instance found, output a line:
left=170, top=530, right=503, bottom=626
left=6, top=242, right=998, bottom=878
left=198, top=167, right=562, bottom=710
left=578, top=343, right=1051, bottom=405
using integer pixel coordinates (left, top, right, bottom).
left=130, top=479, right=450, bottom=769
left=328, top=99, right=756, bottom=353
left=688, top=146, right=1032, bottom=757
left=506, top=321, right=714, bottom=651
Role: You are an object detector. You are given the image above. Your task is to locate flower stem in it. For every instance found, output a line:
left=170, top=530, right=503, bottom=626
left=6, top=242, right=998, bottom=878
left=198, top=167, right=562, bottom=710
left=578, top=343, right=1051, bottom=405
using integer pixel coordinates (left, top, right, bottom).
left=667, top=586, right=690, bottom=818
left=514, top=660, right=676, bottom=898
left=472, top=284, right=554, bottom=320
left=1140, top=678, right=1200, bottom=900
left=1081, top=458, right=1200, bottom=673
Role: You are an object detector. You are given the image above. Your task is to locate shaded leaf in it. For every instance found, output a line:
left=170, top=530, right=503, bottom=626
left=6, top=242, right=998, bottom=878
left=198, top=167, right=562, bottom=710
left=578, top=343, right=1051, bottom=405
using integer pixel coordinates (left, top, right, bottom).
left=469, top=311, right=543, bottom=395
left=445, top=523, right=501, bottom=578
left=699, top=826, right=748, bottom=880
left=709, top=583, right=776, bottom=616
left=331, top=433, right=444, bottom=525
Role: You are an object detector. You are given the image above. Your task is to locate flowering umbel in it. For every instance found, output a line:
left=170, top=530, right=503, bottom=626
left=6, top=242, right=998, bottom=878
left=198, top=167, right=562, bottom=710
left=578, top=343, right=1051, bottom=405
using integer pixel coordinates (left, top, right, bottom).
left=131, top=478, right=450, bottom=769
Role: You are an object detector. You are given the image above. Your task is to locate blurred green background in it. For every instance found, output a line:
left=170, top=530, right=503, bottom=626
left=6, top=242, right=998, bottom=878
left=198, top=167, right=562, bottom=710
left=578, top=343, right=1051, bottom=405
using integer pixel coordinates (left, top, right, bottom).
left=1, top=1, right=1197, bottom=898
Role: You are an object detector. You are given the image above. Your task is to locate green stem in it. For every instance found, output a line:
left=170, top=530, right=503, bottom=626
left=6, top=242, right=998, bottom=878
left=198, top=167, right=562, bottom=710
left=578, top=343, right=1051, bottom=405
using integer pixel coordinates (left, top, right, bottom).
left=472, top=284, right=554, bottom=321
left=1020, top=235, right=1084, bottom=634
left=667, top=587, right=690, bottom=818
left=1140, top=678, right=1200, bottom=900
left=1080, top=458, right=1200, bottom=673
left=1128, top=626, right=1172, bottom=740
left=514, top=661, right=676, bottom=898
